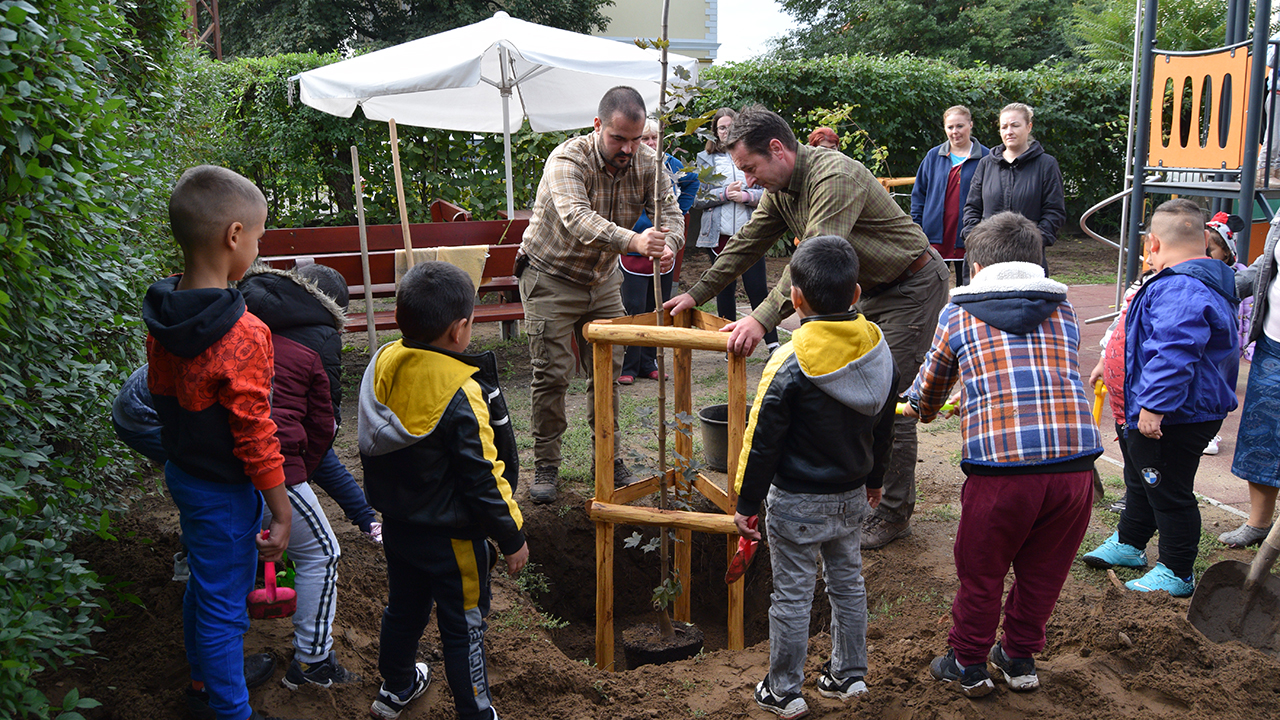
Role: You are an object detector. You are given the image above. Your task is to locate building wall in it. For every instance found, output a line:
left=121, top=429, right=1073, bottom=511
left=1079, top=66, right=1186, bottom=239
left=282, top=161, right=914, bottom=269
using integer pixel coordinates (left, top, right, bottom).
left=594, top=0, right=718, bottom=62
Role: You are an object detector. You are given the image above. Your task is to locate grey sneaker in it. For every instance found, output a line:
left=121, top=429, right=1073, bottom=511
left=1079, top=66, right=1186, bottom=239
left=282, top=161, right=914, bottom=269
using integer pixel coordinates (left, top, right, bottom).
left=530, top=465, right=559, bottom=504
left=988, top=641, right=1038, bottom=691
left=816, top=660, right=868, bottom=700
left=862, top=514, right=911, bottom=550
left=1218, top=522, right=1270, bottom=548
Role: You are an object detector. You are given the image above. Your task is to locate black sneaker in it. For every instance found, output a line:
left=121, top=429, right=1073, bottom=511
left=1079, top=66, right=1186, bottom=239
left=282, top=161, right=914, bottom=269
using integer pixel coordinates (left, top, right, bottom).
left=529, top=465, right=558, bottom=504
left=754, top=676, right=809, bottom=719
left=929, top=647, right=994, bottom=698
left=816, top=660, right=867, bottom=700
left=988, top=641, right=1038, bottom=691
left=245, top=652, right=276, bottom=689
left=281, top=652, right=359, bottom=690
left=185, top=686, right=215, bottom=720
left=371, top=662, right=432, bottom=719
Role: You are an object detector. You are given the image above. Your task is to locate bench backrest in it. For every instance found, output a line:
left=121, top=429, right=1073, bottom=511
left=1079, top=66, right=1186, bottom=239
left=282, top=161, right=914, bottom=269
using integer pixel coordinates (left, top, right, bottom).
left=260, top=218, right=527, bottom=257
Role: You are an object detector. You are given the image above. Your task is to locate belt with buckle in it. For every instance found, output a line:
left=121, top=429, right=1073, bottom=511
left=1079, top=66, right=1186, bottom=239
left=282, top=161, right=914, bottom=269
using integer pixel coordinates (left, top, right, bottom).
left=865, top=248, right=933, bottom=297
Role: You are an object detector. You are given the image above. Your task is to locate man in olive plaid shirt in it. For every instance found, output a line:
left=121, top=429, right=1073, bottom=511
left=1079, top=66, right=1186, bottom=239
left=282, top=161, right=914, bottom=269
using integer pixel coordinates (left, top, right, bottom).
left=666, top=105, right=948, bottom=549
left=518, top=86, right=684, bottom=504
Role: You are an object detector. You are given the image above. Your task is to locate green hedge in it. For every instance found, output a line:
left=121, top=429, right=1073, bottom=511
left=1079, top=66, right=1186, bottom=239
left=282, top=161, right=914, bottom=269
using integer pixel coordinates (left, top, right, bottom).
left=0, top=1, right=190, bottom=717
left=693, top=55, right=1132, bottom=225
left=193, top=53, right=1130, bottom=230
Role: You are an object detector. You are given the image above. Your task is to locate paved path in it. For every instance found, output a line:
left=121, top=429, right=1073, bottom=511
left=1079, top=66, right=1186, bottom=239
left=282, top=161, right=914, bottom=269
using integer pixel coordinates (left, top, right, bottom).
left=774, top=282, right=1251, bottom=515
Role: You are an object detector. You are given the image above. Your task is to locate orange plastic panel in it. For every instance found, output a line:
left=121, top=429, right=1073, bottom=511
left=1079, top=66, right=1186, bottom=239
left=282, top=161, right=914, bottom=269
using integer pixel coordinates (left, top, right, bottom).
left=1148, top=47, right=1253, bottom=171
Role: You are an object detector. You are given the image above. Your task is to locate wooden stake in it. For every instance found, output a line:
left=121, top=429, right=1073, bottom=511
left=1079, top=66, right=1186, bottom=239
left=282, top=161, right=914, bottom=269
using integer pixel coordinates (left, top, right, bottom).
left=351, top=146, right=376, bottom=350
left=388, top=119, right=415, bottom=265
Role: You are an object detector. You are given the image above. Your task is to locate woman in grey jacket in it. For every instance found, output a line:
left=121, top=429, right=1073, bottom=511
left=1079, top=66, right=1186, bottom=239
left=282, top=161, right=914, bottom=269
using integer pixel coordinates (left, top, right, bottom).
left=961, top=103, right=1066, bottom=271
left=1220, top=220, right=1280, bottom=547
left=694, top=107, right=778, bottom=350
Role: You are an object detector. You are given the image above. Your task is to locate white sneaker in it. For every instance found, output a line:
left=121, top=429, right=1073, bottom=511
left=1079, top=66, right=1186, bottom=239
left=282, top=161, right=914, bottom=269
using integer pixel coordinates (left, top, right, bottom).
left=1203, top=435, right=1221, bottom=455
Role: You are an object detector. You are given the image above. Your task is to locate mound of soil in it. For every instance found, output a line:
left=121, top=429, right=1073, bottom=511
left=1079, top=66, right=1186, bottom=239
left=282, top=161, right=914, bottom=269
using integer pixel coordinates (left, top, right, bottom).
left=39, top=246, right=1280, bottom=719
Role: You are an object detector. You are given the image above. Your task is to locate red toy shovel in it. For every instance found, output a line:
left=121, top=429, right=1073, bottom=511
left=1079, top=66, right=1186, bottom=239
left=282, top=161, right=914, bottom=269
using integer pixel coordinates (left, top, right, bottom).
left=725, top=516, right=759, bottom=584
left=248, top=532, right=296, bottom=619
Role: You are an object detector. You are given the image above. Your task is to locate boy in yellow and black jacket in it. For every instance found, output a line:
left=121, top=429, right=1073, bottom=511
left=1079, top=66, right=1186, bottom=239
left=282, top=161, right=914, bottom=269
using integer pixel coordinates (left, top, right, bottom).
left=359, top=261, right=528, bottom=720
left=733, top=236, right=897, bottom=719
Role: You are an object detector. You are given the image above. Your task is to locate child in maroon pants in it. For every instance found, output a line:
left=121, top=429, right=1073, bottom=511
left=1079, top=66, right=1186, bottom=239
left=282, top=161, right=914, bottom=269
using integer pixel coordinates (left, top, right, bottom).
left=905, top=212, right=1102, bottom=697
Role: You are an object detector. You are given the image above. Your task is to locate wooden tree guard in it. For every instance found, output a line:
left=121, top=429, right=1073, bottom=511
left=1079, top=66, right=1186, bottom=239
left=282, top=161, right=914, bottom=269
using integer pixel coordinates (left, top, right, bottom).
left=585, top=308, right=749, bottom=670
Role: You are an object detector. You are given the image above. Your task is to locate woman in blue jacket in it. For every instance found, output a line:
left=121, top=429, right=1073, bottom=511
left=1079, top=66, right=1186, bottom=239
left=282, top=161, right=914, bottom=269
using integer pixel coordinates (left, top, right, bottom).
left=911, top=105, right=988, bottom=285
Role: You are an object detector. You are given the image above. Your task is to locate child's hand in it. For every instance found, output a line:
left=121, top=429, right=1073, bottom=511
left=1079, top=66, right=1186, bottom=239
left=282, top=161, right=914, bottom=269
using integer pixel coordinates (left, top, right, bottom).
left=866, top=487, right=882, bottom=510
left=1088, top=356, right=1105, bottom=387
left=257, top=521, right=290, bottom=564
left=505, top=542, right=529, bottom=576
left=1137, top=408, right=1163, bottom=439
left=898, top=401, right=919, bottom=419
left=734, top=512, right=762, bottom=541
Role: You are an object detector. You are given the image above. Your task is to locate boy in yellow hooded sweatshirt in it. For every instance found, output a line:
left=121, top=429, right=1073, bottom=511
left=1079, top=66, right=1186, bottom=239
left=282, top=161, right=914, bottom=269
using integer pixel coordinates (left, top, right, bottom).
left=733, top=236, right=898, bottom=719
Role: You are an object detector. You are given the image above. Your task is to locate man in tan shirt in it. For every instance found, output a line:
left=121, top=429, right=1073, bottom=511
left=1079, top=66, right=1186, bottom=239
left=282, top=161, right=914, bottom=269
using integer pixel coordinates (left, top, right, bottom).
left=519, top=86, right=684, bottom=504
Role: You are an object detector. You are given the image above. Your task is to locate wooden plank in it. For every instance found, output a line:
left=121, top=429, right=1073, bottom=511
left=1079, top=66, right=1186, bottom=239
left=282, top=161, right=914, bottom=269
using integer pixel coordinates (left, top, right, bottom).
left=586, top=502, right=737, bottom=534
left=259, top=218, right=528, bottom=256
left=728, top=537, right=744, bottom=650
left=585, top=324, right=731, bottom=352
left=726, top=354, right=746, bottom=506
left=593, top=339, right=614, bottom=504
left=343, top=302, right=523, bottom=333
left=693, top=472, right=733, bottom=515
left=675, top=528, right=692, bottom=623
left=596, top=520, right=615, bottom=671
left=691, top=308, right=729, bottom=332
left=607, top=475, right=660, bottom=507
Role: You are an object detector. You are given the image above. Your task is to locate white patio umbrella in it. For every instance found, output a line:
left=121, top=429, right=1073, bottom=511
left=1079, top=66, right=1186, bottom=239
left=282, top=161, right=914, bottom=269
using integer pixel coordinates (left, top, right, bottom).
left=294, top=11, right=700, bottom=217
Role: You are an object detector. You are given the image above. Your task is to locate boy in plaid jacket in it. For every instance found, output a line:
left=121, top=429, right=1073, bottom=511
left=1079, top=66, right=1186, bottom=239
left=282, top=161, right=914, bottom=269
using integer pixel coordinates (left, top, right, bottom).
left=905, top=212, right=1102, bottom=697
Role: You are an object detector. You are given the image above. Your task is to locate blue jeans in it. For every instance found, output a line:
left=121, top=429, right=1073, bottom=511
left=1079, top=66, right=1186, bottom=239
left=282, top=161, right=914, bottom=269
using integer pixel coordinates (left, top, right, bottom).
left=166, top=464, right=261, bottom=720
left=310, top=447, right=377, bottom=533
left=765, top=485, right=870, bottom=693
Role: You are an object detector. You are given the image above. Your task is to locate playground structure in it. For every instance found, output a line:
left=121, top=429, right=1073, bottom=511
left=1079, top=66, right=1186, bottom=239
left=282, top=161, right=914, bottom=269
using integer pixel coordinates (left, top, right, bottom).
left=583, top=309, right=748, bottom=670
left=1081, top=0, right=1278, bottom=301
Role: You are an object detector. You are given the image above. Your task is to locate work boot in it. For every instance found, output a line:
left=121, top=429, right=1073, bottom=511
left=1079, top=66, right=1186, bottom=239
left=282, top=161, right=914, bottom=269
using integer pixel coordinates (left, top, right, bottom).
left=613, top=458, right=640, bottom=488
left=861, top=513, right=911, bottom=550
left=530, top=465, right=559, bottom=504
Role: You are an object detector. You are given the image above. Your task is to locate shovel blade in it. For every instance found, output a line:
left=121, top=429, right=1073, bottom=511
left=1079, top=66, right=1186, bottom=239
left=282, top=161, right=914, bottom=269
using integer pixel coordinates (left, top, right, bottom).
left=724, top=536, right=758, bottom=585
left=1187, top=560, right=1280, bottom=656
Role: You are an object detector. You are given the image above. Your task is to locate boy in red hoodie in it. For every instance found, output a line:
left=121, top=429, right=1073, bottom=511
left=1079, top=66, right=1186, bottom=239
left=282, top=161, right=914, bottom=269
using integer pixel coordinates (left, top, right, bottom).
left=143, top=165, right=293, bottom=720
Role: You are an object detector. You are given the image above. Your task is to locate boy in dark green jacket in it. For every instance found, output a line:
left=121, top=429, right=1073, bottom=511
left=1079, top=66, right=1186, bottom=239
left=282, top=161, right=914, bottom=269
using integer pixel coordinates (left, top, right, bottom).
left=359, top=261, right=528, bottom=720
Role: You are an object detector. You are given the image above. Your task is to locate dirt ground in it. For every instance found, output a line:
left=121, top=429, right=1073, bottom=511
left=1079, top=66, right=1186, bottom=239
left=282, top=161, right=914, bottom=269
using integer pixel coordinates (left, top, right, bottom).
left=41, top=237, right=1280, bottom=719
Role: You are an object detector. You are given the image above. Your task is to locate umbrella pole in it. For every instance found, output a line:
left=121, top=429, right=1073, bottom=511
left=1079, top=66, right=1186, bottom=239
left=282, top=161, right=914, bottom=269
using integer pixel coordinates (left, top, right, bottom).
left=351, top=146, right=377, bottom=351
left=500, top=46, right=516, bottom=218
left=389, top=118, right=415, bottom=266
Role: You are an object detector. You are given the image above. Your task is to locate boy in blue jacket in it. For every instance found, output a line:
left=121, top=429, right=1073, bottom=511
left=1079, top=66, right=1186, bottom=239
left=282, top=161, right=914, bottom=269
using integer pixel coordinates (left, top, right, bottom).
left=359, top=261, right=528, bottom=720
left=1083, top=199, right=1240, bottom=596
left=734, top=236, right=898, bottom=719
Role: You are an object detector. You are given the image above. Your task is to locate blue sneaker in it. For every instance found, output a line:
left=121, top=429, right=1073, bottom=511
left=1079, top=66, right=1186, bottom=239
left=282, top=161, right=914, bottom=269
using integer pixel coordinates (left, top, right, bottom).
left=1125, top=563, right=1194, bottom=597
left=1081, top=532, right=1146, bottom=569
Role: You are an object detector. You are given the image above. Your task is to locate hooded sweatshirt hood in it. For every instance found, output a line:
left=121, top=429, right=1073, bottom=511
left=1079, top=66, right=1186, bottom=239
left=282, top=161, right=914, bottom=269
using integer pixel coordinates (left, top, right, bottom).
left=1165, top=257, right=1241, bottom=308
left=950, top=261, right=1067, bottom=335
left=239, top=264, right=347, bottom=333
left=790, top=310, right=895, bottom=415
left=143, top=275, right=245, bottom=358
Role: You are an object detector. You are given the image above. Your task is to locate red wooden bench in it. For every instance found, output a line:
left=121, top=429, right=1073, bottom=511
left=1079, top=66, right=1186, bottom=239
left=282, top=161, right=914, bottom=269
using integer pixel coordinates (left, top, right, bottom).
left=259, top=219, right=527, bottom=338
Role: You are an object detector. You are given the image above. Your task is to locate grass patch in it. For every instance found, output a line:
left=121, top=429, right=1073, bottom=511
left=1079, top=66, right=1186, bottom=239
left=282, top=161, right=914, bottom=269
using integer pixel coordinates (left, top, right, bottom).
left=918, top=413, right=962, bottom=435
left=1053, top=271, right=1117, bottom=286
left=928, top=504, right=959, bottom=522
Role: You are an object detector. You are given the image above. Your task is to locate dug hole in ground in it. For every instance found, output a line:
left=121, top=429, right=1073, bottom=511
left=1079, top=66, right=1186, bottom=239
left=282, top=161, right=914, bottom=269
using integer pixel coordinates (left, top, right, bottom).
left=43, top=237, right=1280, bottom=719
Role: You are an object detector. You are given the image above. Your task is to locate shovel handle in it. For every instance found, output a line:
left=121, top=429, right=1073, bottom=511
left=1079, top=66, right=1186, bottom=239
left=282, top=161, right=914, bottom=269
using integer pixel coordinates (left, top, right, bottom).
left=1244, top=520, right=1280, bottom=592
left=263, top=560, right=278, bottom=602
